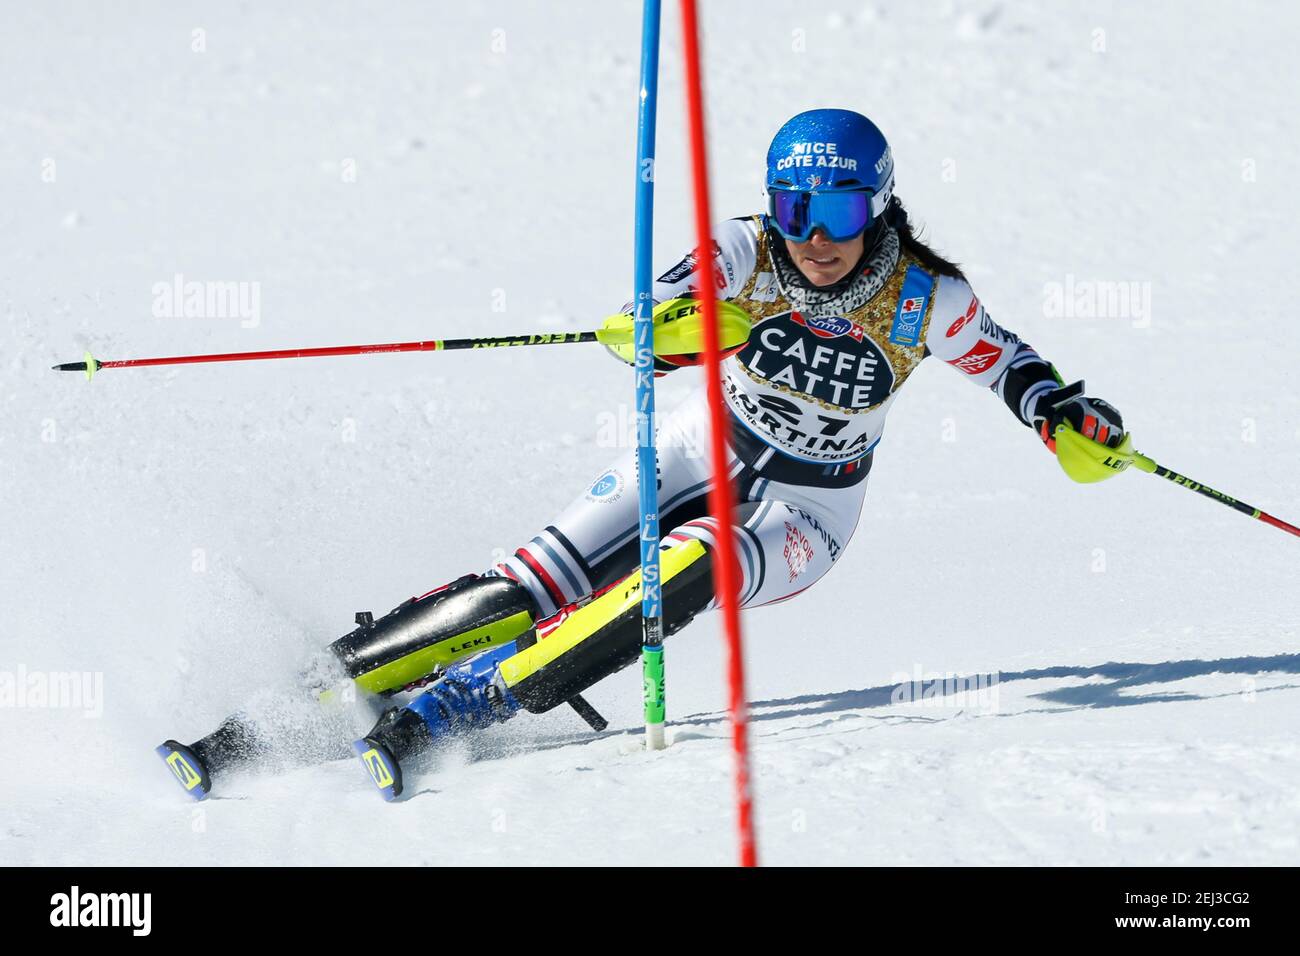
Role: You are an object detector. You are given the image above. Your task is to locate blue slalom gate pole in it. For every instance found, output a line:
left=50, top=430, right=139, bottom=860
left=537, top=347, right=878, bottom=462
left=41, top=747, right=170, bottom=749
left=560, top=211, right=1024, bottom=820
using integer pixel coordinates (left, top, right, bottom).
left=633, top=0, right=666, bottom=750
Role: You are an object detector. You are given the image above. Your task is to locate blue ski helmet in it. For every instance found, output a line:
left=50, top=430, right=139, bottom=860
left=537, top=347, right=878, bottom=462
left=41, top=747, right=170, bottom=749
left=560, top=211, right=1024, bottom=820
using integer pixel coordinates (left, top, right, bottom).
left=765, top=109, right=895, bottom=242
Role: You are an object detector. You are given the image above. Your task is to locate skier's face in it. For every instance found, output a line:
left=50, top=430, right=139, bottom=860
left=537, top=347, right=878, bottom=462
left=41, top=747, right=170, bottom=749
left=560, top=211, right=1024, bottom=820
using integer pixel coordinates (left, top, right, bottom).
left=785, top=228, right=864, bottom=287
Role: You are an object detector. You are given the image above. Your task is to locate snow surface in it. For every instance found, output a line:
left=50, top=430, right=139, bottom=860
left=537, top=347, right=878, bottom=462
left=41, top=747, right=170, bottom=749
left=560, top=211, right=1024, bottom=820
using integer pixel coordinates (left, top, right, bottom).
left=2, top=1, right=1298, bottom=865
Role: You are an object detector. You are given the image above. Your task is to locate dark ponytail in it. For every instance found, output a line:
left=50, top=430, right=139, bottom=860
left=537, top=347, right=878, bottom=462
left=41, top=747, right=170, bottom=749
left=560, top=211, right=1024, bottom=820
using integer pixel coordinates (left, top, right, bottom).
left=885, top=196, right=967, bottom=281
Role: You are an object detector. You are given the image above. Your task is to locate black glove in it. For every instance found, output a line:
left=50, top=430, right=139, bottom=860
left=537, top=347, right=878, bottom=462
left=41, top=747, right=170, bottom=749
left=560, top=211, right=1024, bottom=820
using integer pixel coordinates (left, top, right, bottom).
left=1032, top=380, right=1124, bottom=452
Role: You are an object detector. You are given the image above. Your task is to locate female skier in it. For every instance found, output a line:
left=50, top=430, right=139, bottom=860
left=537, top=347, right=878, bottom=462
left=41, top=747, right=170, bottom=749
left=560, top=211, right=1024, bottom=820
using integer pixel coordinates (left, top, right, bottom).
left=158, top=108, right=1125, bottom=801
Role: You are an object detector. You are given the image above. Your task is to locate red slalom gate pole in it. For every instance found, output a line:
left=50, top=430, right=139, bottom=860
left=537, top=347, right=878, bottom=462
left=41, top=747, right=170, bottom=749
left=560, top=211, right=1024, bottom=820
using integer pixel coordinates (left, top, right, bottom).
left=679, top=0, right=757, bottom=868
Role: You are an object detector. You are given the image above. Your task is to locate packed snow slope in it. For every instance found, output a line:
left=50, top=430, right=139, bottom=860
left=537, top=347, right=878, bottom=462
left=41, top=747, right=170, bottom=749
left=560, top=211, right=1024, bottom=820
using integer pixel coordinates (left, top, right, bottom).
left=2, top=1, right=1298, bottom=865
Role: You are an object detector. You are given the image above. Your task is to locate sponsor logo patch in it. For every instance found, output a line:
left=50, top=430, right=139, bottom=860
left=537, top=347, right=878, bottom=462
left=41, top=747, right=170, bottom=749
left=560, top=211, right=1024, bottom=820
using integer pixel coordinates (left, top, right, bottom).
left=751, top=271, right=778, bottom=303
left=585, top=468, right=626, bottom=503
left=783, top=505, right=842, bottom=561
left=165, top=752, right=202, bottom=790
left=783, top=521, right=815, bottom=582
left=658, top=255, right=695, bottom=286
left=657, top=241, right=722, bottom=287
left=361, top=748, right=394, bottom=788
left=947, top=339, right=1004, bottom=375
left=738, top=311, right=893, bottom=411
left=791, top=312, right=864, bottom=342
left=889, top=265, right=934, bottom=346
left=874, top=146, right=893, bottom=176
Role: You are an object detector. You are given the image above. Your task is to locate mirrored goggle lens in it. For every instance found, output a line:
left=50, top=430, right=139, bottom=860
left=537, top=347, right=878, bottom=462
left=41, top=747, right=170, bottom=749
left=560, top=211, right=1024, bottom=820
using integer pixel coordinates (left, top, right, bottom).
left=769, top=191, right=872, bottom=242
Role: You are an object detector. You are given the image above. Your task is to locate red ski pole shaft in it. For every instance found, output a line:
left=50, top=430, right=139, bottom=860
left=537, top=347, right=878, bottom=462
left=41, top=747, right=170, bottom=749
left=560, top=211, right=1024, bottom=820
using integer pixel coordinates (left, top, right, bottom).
left=52, top=332, right=599, bottom=378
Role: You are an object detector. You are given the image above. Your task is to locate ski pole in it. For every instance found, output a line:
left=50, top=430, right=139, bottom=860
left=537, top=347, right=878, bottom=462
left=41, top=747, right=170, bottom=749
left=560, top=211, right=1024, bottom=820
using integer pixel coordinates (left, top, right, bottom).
left=1054, top=423, right=1300, bottom=539
left=1130, top=454, right=1300, bottom=538
left=51, top=299, right=751, bottom=381
left=53, top=334, right=594, bottom=381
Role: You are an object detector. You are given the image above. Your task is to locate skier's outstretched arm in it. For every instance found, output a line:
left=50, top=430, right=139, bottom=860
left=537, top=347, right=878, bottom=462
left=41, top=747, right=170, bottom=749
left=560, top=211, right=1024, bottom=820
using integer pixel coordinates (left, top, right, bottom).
left=923, top=276, right=1126, bottom=457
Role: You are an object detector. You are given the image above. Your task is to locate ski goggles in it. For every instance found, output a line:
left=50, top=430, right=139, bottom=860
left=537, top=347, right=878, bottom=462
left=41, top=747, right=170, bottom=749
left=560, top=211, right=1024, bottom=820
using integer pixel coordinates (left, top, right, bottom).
left=766, top=188, right=888, bottom=243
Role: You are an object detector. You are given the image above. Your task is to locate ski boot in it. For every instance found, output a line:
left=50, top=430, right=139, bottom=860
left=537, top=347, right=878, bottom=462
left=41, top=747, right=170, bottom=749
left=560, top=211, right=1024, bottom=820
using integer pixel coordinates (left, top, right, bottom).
left=156, top=716, right=261, bottom=801
left=353, top=641, right=522, bottom=801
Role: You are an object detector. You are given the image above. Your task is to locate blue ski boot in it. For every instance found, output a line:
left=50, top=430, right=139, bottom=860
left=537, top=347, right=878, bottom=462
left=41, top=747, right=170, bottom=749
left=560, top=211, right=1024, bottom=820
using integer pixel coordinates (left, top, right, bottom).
left=353, top=641, right=521, bottom=801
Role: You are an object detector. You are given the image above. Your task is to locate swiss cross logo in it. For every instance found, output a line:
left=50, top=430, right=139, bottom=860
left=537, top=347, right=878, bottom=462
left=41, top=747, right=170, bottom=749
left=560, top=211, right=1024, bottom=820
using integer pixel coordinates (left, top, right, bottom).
left=947, top=339, right=1003, bottom=375
left=946, top=296, right=979, bottom=338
